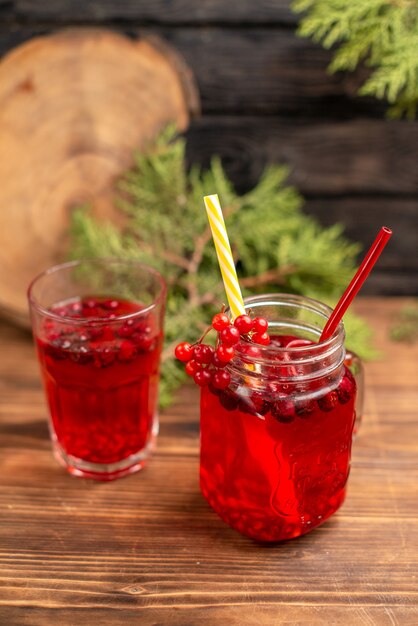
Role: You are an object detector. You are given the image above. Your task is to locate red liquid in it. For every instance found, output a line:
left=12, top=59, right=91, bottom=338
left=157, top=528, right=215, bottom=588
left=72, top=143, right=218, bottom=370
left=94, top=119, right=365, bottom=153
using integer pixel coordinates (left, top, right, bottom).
left=200, top=334, right=356, bottom=542
left=35, top=296, right=162, bottom=477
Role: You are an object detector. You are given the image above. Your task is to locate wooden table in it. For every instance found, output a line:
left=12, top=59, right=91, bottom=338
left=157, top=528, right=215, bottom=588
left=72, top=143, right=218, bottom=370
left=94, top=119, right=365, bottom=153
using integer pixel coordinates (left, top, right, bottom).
left=1, top=297, right=417, bottom=625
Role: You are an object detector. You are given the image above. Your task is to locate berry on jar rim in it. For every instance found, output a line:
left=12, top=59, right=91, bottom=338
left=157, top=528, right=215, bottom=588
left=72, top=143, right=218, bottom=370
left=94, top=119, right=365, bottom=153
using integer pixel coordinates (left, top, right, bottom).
left=212, top=369, right=231, bottom=390
left=234, top=314, right=253, bottom=334
left=174, top=341, right=194, bottom=363
left=211, top=353, right=227, bottom=368
left=193, top=369, right=212, bottom=387
left=216, top=345, right=235, bottom=363
left=252, top=331, right=270, bottom=346
left=219, top=325, right=240, bottom=346
left=193, top=343, right=214, bottom=365
left=212, top=312, right=230, bottom=331
left=185, top=359, right=202, bottom=377
left=252, top=316, right=268, bottom=333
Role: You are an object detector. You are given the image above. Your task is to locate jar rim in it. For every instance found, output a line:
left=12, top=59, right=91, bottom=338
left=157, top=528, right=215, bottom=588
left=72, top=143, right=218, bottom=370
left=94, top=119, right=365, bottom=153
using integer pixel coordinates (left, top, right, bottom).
left=225, top=293, right=345, bottom=378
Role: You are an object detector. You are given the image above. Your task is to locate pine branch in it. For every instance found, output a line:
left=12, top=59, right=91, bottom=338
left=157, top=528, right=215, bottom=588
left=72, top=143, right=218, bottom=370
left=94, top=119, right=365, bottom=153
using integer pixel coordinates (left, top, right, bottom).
left=292, top=0, right=418, bottom=118
left=69, top=128, right=377, bottom=406
left=240, top=266, right=297, bottom=288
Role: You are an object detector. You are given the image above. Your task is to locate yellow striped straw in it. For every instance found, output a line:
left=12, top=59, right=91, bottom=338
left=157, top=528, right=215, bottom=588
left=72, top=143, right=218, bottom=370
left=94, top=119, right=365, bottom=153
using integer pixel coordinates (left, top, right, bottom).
left=204, top=194, right=246, bottom=319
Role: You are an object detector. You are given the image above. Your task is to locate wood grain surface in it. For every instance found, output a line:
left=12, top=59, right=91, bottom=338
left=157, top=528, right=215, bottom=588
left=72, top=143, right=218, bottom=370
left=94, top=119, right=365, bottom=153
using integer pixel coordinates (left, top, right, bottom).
left=0, top=297, right=417, bottom=625
left=0, top=29, right=198, bottom=325
left=186, top=117, right=418, bottom=196
left=0, top=26, right=379, bottom=117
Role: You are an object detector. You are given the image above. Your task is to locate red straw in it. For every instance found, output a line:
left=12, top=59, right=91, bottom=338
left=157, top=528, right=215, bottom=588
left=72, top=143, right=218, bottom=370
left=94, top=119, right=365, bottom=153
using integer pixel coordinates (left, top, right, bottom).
left=320, top=226, right=392, bottom=342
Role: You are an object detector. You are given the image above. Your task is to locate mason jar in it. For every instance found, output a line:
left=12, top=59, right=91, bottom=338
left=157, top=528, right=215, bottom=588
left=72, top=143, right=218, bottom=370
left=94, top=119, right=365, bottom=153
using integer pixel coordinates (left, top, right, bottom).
left=200, top=294, right=358, bottom=542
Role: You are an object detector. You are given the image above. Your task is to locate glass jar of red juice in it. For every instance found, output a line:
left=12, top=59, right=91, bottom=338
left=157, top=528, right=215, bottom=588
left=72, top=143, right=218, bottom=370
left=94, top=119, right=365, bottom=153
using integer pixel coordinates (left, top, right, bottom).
left=200, top=294, right=357, bottom=542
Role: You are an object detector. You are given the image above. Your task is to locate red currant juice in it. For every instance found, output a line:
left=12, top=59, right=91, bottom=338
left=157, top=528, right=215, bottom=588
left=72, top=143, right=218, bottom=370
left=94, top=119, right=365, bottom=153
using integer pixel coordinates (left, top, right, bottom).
left=35, top=297, right=163, bottom=476
left=200, top=335, right=356, bottom=542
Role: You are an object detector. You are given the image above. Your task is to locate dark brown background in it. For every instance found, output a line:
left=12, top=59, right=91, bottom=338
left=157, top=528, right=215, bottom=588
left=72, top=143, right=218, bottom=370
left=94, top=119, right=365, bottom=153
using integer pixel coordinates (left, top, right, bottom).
left=0, top=0, right=417, bottom=294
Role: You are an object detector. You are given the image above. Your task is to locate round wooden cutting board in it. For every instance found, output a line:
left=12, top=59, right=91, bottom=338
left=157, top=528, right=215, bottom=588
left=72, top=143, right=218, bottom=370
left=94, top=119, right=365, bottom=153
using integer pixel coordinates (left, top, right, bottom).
left=0, top=29, right=199, bottom=327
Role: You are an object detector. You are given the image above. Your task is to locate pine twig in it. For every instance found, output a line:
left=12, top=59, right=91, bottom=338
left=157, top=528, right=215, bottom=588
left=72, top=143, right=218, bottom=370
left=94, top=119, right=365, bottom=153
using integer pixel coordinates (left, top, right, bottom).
left=240, top=266, right=297, bottom=288
left=187, top=225, right=213, bottom=306
left=140, top=241, right=189, bottom=271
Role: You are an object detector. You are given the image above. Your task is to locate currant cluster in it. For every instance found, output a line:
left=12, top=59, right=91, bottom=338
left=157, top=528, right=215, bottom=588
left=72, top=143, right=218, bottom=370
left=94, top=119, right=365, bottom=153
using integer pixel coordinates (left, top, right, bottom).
left=175, top=312, right=270, bottom=390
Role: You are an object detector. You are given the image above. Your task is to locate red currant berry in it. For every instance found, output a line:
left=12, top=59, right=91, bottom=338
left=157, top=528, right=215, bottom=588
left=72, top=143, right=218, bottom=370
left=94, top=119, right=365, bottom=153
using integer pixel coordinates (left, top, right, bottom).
left=193, top=369, right=212, bottom=387
left=219, top=390, right=239, bottom=411
left=241, top=390, right=270, bottom=416
left=118, top=340, right=137, bottom=363
left=338, top=371, right=356, bottom=404
left=240, top=343, right=262, bottom=362
left=212, top=312, right=230, bottom=331
left=117, top=321, right=136, bottom=338
left=317, top=390, right=338, bottom=412
left=133, top=331, right=154, bottom=352
left=211, top=353, right=227, bottom=368
left=234, top=314, right=253, bottom=334
left=174, top=341, right=194, bottom=363
left=219, top=325, right=240, bottom=346
left=83, top=298, right=98, bottom=309
left=252, top=316, right=268, bottom=333
left=185, top=359, right=202, bottom=377
left=295, top=398, right=316, bottom=418
left=286, top=338, right=313, bottom=349
left=212, top=369, right=231, bottom=390
left=252, top=332, right=270, bottom=346
left=94, top=346, right=116, bottom=368
left=216, top=345, right=235, bottom=363
left=271, top=397, right=295, bottom=423
left=102, top=299, right=119, bottom=310
left=193, top=343, right=214, bottom=365
left=70, top=345, right=93, bottom=365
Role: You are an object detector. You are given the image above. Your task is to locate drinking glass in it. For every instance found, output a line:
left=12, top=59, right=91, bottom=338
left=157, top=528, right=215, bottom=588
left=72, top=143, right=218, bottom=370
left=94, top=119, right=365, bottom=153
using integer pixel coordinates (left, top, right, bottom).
left=28, top=259, right=166, bottom=480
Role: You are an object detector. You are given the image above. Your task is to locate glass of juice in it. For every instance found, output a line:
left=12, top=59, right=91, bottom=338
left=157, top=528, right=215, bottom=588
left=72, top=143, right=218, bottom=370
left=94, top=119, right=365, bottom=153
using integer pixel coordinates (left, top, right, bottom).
left=200, top=294, right=357, bottom=541
left=28, top=259, right=166, bottom=480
